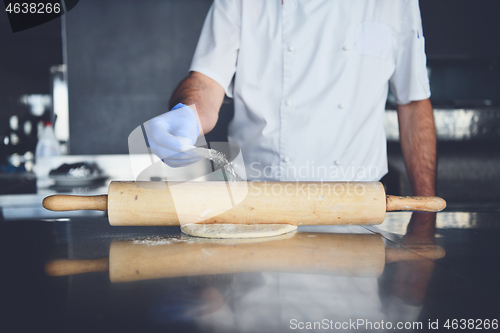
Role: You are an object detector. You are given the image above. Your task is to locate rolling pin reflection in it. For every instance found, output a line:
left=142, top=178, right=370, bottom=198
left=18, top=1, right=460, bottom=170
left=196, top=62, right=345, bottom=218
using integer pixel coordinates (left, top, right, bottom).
left=45, top=232, right=445, bottom=283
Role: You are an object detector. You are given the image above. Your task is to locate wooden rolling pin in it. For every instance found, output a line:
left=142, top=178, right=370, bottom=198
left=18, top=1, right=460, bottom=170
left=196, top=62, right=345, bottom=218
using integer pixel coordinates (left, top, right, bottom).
left=43, top=181, right=446, bottom=226
left=44, top=233, right=446, bottom=282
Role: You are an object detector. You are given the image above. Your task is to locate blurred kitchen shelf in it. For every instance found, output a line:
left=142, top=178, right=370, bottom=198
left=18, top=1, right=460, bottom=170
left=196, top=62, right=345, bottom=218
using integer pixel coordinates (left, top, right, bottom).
left=385, top=108, right=500, bottom=141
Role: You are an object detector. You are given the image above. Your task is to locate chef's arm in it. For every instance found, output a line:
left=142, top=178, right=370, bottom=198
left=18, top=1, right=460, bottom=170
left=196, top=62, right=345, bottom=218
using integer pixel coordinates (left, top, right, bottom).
left=169, top=71, right=225, bottom=135
left=397, top=98, right=437, bottom=196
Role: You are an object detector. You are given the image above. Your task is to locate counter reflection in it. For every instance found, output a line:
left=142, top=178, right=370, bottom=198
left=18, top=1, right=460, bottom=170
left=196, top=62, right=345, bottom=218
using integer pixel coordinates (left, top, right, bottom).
left=45, top=213, right=442, bottom=331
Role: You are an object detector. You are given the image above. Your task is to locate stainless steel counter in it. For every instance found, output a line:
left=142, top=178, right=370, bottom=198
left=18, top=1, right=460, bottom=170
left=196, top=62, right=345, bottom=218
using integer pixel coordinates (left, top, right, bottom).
left=3, top=211, right=500, bottom=332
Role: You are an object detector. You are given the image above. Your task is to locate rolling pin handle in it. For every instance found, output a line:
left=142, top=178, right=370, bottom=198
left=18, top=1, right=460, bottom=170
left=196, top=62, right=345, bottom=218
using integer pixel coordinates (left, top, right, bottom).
left=44, top=258, right=109, bottom=276
left=386, top=195, right=446, bottom=212
left=43, top=194, right=108, bottom=211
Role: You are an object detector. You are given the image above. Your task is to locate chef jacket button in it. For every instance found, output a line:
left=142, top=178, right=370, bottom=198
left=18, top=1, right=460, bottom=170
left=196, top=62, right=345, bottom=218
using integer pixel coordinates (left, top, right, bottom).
left=283, top=156, right=290, bottom=163
left=285, top=100, right=292, bottom=107
left=288, top=46, right=295, bottom=52
left=334, top=160, right=341, bottom=166
left=343, top=45, right=350, bottom=51
left=338, top=103, right=345, bottom=109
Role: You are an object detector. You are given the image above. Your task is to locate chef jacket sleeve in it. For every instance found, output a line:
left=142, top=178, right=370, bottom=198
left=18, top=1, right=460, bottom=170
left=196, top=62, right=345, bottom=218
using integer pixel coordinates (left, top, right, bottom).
left=189, top=0, right=241, bottom=98
left=389, top=0, right=431, bottom=105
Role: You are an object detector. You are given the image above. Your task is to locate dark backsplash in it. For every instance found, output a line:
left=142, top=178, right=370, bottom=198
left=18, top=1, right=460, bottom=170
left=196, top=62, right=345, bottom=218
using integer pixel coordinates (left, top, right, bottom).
left=427, top=57, right=500, bottom=108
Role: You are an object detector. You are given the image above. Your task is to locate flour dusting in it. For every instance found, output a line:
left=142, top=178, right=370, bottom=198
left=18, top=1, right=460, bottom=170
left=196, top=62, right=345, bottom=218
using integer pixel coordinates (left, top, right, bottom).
left=208, top=148, right=243, bottom=182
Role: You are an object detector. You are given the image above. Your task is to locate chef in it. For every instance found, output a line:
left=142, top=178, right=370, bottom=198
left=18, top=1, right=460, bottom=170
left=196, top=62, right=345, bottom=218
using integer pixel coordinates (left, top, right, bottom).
left=145, top=0, right=436, bottom=197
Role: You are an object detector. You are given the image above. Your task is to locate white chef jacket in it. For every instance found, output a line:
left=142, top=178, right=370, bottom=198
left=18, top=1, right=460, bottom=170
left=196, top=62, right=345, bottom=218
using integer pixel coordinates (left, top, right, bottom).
left=190, top=0, right=430, bottom=181
left=196, top=273, right=386, bottom=333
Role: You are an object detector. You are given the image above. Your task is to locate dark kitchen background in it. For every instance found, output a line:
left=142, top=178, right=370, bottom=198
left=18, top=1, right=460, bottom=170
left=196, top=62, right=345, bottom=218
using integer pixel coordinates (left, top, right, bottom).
left=1, top=0, right=499, bottom=206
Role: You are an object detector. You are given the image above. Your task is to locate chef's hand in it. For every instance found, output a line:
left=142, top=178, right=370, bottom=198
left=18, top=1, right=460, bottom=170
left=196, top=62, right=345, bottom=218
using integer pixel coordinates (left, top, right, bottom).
left=144, top=103, right=201, bottom=167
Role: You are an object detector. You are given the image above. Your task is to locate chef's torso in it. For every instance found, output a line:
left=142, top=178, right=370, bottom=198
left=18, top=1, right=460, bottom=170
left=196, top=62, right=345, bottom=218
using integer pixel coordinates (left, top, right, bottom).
left=190, top=0, right=430, bottom=181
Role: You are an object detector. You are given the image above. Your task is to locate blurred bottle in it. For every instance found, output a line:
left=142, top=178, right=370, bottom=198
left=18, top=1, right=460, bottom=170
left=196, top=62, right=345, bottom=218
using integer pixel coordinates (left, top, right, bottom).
left=35, top=121, right=60, bottom=185
left=36, top=121, right=60, bottom=157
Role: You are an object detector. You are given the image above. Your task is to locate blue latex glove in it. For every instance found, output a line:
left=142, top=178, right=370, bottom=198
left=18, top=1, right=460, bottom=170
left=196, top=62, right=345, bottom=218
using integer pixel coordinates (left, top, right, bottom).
left=143, top=103, right=201, bottom=167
